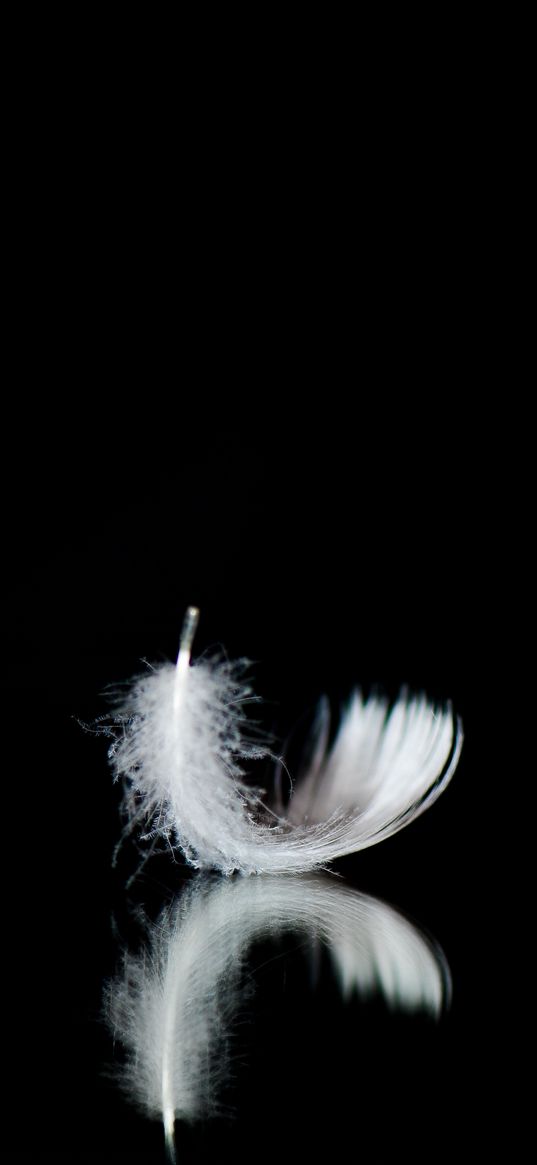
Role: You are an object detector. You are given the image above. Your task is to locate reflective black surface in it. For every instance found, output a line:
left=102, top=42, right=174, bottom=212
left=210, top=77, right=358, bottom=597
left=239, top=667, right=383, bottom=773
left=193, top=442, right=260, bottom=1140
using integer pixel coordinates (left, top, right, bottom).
left=5, top=422, right=505, bottom=1163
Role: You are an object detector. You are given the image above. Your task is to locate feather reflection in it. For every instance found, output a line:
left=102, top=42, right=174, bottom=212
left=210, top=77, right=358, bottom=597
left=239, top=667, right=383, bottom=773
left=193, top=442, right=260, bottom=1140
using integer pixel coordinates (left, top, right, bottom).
left=107, top=875, right=450, bottom=1158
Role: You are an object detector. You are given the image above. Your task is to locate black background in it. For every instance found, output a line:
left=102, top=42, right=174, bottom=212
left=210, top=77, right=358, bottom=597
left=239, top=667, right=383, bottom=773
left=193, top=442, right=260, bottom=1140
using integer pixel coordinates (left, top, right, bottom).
left=3, top=29, right=520, bottom=1163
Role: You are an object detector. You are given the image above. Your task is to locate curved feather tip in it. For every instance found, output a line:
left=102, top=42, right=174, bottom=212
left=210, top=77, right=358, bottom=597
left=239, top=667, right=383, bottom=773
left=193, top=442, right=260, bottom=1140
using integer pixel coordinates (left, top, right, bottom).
left=102, top=610, right=463, bottom=875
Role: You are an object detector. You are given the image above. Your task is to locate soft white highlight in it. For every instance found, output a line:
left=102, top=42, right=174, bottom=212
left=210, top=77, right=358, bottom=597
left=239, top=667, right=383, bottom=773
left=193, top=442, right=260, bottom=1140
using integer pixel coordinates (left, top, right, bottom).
left=107, top=875, right=450, bottom=1152
left=105, top=621, right=462, bottom=874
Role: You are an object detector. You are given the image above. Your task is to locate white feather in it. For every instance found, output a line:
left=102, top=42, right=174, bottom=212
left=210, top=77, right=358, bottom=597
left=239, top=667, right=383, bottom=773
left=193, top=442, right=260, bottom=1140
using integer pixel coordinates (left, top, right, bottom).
left=107, top=875, right=450, bottom=1152
left=105, top=609, right=462, bottom=875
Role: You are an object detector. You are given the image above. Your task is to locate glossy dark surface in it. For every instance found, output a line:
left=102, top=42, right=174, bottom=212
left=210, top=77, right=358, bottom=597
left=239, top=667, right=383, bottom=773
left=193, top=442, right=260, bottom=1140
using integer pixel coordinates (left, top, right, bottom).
left=5, top=423, right=504, bottom=1163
